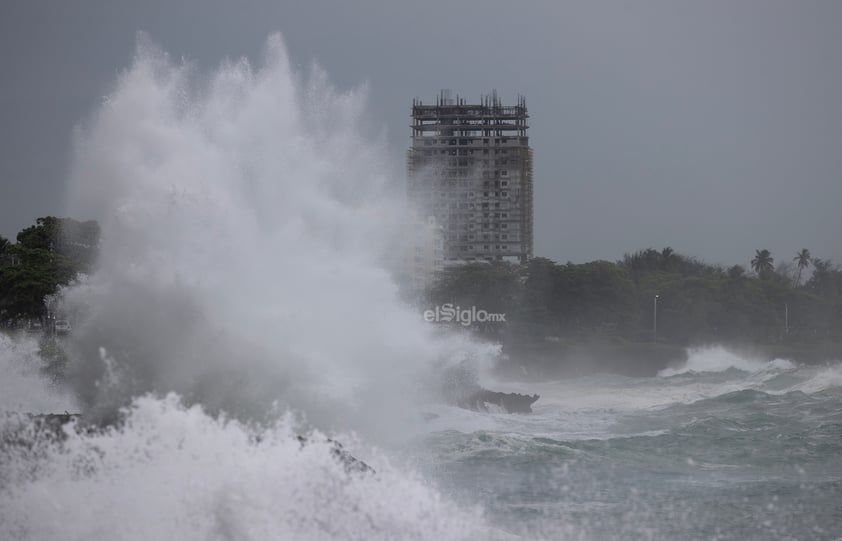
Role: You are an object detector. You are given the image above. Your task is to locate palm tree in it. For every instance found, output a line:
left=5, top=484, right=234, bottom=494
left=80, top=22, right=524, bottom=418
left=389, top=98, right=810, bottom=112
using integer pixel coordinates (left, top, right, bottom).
left=751, top=249, right=774, bottom=277
left=792, top=248, right=811, bottom=287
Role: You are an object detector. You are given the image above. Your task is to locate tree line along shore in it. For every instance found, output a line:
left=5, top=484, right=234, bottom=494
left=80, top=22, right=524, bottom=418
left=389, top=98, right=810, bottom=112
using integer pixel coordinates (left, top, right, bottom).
left=2, top=217, right=840, bottom=376
left=424, top=248, right=842, bottom=376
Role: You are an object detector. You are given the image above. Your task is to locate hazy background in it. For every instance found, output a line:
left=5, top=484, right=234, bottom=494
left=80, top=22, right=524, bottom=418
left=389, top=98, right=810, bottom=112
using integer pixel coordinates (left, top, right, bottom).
left=2, top=0, right=840, bottom=266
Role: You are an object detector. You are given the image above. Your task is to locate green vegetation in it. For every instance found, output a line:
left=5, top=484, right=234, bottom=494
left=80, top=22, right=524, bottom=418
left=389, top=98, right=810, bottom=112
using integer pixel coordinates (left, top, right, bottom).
left=427, top=247, right=842, bottom=362
left=0, top=216, right=99, bottom=325
left=793, top=248, right=811, bottom=287
left=750, top=249, right=774, bottom=277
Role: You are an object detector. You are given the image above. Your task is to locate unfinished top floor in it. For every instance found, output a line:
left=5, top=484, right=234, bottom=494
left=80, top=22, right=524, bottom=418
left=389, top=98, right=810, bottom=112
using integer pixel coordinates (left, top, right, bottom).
left=411, top=90, right=528, bottom=138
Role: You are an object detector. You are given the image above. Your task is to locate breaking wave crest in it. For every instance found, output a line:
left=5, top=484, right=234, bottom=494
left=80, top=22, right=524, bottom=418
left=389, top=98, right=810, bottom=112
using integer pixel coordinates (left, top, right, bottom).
left=658, top=346, right=796, bottom=377
left=57, top=33, right=495, bottom=440
left=0, top=33, right=506, bottom=541
left=0, top=394, right=493, bottom=541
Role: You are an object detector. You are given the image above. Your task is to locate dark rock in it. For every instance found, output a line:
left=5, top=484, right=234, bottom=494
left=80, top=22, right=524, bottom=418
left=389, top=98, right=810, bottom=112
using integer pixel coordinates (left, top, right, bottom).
left=2, top=413, right=373, bottom=475
left=0, top=412, right=82, bottom=451
left=440, top=362, right=540, bottom=414
left=296, top=435, right=374, bottom=475
left=458, top=390, right=540, bottom=413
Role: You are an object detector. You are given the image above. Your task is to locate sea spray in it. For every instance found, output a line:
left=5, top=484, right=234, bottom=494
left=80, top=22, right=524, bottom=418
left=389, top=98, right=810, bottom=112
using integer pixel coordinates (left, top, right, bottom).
left=58, top=33, right=497, bottom=439
left=0, top=333, right=77, bottom=414
left=0, top=394, right=492, bottom=541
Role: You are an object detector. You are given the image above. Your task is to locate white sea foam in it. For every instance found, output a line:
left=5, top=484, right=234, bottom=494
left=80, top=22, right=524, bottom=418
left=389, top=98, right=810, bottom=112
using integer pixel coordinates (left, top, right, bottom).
left=658, top=345, right=795, bottom=377
left=57, top=33, right=494, bottom=441
left=0, top=33, right=506, bottom=540
left=0, top=394, right=494, bottom=541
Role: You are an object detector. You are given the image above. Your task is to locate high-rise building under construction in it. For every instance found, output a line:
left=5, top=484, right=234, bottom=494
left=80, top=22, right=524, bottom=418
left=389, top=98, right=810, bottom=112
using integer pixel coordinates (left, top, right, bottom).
left=407, top=90, right=533, bottom=264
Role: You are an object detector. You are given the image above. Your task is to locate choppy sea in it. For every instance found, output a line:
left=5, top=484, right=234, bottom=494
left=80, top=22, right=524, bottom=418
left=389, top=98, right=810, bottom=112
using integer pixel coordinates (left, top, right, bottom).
left=2, top=337, right=840, bottom=540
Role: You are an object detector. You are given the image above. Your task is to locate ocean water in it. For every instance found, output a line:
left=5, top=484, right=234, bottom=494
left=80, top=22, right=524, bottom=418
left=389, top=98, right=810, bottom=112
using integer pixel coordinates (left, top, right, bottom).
left=3, top=337, right=840, bottom=540
left=1, top=34, right=840, bottom=539
left=412, top=347, right=842, bottom=539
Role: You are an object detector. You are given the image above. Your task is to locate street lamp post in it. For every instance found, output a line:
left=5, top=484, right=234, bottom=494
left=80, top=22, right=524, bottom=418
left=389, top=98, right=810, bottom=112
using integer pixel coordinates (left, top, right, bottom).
left=653, top=294, right=659, bottom=343
left=785, top=303, right=789, bottom=335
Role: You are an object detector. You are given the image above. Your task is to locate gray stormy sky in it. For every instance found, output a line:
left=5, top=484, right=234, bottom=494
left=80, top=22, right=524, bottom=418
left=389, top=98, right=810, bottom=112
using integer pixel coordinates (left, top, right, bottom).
left=1, top=0, right=840, bottom=267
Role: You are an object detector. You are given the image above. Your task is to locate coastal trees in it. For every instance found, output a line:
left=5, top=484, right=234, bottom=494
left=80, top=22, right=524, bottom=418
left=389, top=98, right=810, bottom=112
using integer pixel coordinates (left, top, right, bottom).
left=427, top=262, right=521, bottom=336
left=424, top=247, right=841, bottom=348
left=727, top=265, right=746, bottom=282
left=793, top=249, right=812, bottom=287
left=0, top=217, right=100, bottom=324
left=751, top=249, right=774, bottom=277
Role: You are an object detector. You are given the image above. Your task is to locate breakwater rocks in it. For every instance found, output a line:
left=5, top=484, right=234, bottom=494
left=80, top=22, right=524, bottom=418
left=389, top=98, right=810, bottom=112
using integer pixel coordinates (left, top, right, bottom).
left=2, top=413, right=373, bottom=475
left=458, top=390, right=540, bottom=414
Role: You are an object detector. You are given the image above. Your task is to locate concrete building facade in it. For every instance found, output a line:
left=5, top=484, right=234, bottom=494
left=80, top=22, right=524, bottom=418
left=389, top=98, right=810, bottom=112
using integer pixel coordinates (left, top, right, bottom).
left=407, top=90, right=533, bottom=264
left=399, top=214, right=445, bottom=293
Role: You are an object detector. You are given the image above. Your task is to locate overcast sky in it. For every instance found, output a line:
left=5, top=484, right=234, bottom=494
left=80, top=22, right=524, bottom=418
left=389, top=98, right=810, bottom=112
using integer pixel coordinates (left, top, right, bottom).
left=2, top=0, right=840, bottom=267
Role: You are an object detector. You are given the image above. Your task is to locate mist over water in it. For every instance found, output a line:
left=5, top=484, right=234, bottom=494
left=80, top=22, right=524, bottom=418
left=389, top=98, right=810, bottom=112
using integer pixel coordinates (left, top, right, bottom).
left=60, top=33, right=491, bottom=437
left=0, top=334, right=77, bottom=414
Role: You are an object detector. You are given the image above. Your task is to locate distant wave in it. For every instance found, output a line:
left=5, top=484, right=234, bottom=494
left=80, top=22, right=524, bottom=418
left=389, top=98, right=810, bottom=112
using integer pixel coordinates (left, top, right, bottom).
left=658, top=346, right=795, bottom=377
left=785, top=364, right=842, bottom=394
